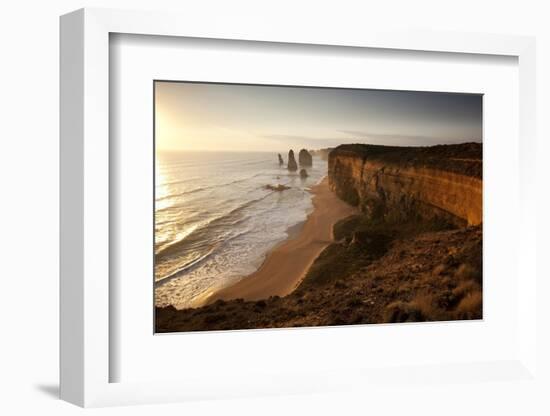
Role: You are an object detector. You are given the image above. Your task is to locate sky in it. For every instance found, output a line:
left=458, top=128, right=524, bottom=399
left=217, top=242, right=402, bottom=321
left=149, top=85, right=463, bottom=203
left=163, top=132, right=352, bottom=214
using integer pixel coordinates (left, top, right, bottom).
left=155, top=81, right=482, bottom=152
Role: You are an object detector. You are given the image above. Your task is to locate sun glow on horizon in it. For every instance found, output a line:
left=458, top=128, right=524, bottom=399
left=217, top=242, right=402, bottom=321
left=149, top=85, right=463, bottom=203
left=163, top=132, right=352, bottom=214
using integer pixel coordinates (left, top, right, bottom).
left=155, top=81, right=482, bottom=152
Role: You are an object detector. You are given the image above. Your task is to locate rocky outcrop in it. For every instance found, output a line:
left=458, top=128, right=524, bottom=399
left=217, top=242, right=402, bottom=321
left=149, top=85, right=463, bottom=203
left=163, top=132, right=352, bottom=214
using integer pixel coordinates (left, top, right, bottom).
left=287, top=150, right=298, bottom=171
left=299, top=169, right=308, bottom=179
left=278, top=153, right=284, bottom=165
left=328, top=143, right=482, bottom=226
left=265, top=184, right=290, bottom=191
left=298, top=149, right=313, bottom=166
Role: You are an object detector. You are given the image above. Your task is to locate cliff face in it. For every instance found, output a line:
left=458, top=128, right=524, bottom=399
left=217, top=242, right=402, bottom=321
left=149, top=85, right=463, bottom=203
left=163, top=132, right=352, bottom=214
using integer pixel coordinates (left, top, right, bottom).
left=328, top=143, right=482, bottom=226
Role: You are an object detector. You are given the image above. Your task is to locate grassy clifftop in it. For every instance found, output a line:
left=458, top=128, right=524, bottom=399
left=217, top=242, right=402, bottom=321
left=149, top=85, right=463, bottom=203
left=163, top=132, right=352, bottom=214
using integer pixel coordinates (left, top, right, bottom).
left=331, top=142, right=482, bottom=179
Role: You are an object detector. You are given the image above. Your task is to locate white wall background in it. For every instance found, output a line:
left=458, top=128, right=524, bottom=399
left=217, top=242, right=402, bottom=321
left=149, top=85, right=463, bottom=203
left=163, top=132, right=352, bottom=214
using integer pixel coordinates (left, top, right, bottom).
left=0, top=0, right=548, bottom=414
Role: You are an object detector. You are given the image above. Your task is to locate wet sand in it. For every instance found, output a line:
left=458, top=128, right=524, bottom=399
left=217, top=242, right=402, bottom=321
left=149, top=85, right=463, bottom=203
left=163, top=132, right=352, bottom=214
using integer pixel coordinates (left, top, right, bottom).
left=199, top=177, right=357, bottom=304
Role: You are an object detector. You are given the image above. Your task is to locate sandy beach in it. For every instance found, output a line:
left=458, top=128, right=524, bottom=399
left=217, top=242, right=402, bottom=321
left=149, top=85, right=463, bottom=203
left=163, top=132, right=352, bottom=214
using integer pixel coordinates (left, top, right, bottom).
left=200, top=177, right=357, bottom=304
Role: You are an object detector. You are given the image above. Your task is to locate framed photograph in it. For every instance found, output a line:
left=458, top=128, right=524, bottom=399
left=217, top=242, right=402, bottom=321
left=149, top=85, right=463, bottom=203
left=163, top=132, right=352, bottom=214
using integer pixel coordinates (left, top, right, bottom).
left=60, top=8, right=539, bottom=408
left=153, top=81, right=484, bottom=333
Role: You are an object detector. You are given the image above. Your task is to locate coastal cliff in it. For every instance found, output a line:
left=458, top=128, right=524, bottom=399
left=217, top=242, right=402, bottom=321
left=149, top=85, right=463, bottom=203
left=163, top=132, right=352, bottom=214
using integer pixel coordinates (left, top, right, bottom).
left=328, top=143, right=482, bottom=226
left=156, top=142, right=483, bottom=332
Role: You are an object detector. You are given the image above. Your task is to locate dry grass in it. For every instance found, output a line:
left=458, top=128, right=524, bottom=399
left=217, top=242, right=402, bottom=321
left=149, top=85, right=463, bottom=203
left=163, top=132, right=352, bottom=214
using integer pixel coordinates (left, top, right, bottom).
left=455, top=291, right=482, bottom=319
left=382, top=259, right=482, bottom=324
left=432, top=264, right=446, bottom=276
left=384, top=294, right=446, bottom=323
left=384, top=284, right=482, bottom=323
left=384, top=301, right=423, bottom=322
left=450, top=264, right=482, bottom=320
left=455, top=264, right=476, bottom=281
left=452, top=280, right=480, bottom=298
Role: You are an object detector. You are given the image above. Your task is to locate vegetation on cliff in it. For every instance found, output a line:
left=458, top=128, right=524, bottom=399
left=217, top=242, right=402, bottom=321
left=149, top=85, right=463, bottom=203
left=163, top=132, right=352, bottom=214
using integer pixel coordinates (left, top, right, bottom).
left=331, top=142, right=482, bottom=179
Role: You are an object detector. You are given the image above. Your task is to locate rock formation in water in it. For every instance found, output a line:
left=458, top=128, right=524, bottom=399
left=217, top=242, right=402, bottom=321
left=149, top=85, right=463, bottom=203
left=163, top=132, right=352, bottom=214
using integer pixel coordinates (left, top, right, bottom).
left=265, top=184, right=291, bottom=191
left=287, top=150, right=298, bottom=171
left=328, top=143, right=482, bottom=226
left=299, top=169, right=308, bottom=179
left=298, top=149, right=313, bottom=166
left=278, top=153, right=284, bottom=165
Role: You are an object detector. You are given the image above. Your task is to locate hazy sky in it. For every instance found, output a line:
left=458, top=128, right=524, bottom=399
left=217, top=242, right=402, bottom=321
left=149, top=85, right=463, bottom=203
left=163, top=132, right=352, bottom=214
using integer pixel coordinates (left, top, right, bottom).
left=155, top=81, right=482, bottom=152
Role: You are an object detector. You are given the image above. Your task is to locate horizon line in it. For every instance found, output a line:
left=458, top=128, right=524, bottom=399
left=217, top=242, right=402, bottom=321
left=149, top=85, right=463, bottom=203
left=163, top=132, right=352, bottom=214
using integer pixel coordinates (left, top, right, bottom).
left=156, top=139, right=482, bottom=154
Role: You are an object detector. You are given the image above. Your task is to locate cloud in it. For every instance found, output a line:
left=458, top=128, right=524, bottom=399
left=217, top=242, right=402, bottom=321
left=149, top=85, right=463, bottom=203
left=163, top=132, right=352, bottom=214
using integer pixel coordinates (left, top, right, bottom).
left=263, top=131, right=481, bottom=151
left=263, top=134, right=346, bottom=149
left=339, top=130, right=481, bottom=146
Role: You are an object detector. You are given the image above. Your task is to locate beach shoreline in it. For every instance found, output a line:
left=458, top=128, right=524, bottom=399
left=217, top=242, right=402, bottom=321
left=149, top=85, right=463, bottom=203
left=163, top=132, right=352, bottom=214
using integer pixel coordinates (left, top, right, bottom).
left=196, top=176, right=357, bottom=305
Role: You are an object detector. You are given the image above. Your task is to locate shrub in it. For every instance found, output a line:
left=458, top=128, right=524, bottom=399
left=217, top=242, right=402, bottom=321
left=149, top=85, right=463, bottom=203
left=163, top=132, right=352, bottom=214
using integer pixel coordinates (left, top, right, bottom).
left=384, top=295, right=444, bottom=323
left=455, top=291, right=482, bottom=320
left=347, top=297, right=363, bottom=308
left=204, top=313, right=227, bottom=324
left=452, top=280, right=480, bottom=298
left=455, top=264, right=477, bottom=281
left=432, top=264, right=446, bottom=276
left=384, top=300, right=425, bottom=323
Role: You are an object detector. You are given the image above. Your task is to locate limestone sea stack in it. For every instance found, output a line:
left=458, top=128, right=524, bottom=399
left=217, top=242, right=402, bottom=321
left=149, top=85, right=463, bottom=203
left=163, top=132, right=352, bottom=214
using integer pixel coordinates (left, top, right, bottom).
left=298, top=149, right=313, bottom=166
left=278, top=153, right=284, bottom=165
left=287, top=150, right=298, bottom=171
left=299, top=169, right=309, bottom=179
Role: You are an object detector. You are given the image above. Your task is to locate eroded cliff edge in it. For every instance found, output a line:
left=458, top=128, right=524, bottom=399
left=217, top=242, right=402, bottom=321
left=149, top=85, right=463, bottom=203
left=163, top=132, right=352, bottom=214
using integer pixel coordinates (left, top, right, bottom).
left=329, top=143, right=482, bottom=226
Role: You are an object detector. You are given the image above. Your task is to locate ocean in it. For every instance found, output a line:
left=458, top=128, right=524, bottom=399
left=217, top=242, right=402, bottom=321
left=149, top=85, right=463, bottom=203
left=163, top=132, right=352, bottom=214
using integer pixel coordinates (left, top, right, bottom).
left=155, top=151, right=328, bottom=309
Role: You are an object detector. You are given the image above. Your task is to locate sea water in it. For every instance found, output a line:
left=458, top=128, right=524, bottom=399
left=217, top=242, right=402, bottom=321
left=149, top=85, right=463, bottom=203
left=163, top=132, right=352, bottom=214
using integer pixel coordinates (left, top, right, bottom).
left=155, top=151, right=327, bottom=309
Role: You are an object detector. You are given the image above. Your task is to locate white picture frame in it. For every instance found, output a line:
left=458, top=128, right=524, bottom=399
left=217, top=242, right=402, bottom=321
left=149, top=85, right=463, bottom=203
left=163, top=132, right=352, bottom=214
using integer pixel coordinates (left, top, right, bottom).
left=60, top=7, right=538, bottom=408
